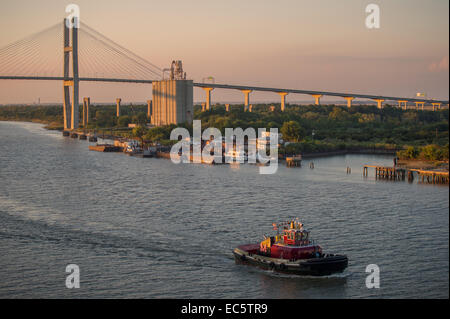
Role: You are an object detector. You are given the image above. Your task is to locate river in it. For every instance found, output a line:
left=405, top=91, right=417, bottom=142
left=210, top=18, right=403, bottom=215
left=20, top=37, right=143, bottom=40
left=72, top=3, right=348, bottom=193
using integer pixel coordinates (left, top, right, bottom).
left=0, top=121, right=448, bottom=298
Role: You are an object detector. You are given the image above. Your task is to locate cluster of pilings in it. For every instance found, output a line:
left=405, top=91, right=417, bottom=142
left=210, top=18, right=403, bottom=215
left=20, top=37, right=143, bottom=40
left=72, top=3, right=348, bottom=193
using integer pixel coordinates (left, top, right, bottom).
left=286, top=156, right=302, bottom=167
left=363, top=165, right=449, bottom=185
left=363, top=165, right=406, bottom=181
left=414, top=170, right=449, bottom=185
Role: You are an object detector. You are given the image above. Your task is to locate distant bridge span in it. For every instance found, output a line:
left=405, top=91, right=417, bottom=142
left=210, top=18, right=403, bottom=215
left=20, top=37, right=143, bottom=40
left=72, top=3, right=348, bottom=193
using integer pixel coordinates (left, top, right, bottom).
left=1, top=76, right=447, bottom=105
left=193, top=82, right=449, bottom=105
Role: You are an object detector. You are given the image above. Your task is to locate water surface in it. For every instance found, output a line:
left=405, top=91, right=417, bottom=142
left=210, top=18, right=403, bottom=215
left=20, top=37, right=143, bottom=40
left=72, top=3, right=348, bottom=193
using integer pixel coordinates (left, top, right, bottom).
left=0, top=121, right=448, bottom=298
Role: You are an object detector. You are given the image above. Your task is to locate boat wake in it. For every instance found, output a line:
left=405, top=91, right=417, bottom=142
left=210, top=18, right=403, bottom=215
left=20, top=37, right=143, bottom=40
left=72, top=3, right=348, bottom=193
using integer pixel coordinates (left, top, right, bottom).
left=243, top=265, right=353, bottom=280
left=266, top=269, right=352, bottom=280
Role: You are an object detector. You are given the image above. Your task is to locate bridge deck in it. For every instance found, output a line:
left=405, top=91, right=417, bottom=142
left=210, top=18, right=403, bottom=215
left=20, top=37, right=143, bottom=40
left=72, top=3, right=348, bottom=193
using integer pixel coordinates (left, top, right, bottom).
left=0, top=76, right=448, bottom=104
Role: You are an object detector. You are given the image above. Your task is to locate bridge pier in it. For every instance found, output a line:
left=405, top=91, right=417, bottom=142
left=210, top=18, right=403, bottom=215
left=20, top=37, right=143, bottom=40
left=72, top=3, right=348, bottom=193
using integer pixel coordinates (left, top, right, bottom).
left=311, top=94, right=322, bottom=105
left=432, top=102, right=441, bottom=111
left=344, top=97, right=355, bottom=108
left=202, top=87, right=214, bottom=111
left=241, top=89, right=252, bottom=111
left=373, top=99, right=384, bottom=109
left=82, top=97, right=90, bottom=127
left=278, top=92, right=288, bottom=111
left=249, top=104, right=253, bottom=112
left=116, top=98, right=122, bottom=117
left=415, top=101, right=425, bottom=110
left=398, top=100, right=408, bottom=110
left=225, top=104, right=230, bottom=112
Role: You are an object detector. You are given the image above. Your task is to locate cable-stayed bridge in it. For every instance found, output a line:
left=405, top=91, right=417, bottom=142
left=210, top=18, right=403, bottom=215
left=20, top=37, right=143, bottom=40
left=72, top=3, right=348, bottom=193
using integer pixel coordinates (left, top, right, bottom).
left=0, top=19, right=448, bottom=130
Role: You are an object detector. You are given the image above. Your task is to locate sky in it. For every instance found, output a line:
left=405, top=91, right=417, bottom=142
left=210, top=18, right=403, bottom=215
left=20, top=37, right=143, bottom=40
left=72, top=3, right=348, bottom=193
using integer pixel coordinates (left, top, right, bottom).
left=0, top=0, right=448, bottom=104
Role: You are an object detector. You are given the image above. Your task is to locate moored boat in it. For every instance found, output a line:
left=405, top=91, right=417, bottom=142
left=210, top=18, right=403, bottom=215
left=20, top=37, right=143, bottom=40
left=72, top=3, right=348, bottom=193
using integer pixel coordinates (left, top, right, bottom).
left=233, top=220, right=348, bottom=276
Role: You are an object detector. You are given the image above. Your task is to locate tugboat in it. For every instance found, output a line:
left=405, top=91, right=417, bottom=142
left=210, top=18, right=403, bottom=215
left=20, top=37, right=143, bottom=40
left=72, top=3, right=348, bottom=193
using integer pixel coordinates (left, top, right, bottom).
left=233, top=220, right=348, bottom=276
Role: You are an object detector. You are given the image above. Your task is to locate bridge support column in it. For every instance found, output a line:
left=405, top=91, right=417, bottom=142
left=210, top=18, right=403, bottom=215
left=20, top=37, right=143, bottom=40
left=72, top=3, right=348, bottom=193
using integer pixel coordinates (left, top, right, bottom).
left=241, top=89, right=252, bottom=111
left=82, top=97, right=90, bottom=127
left=249, top=105, right=253, bottom=112
left=225, top=104, right=230, bottom=112
left=147, top=100, right=152, bottom=119
left=312, top=94, right=322, bottom=105
left=278, top=92, right=288, bottom=111
left=201, top=103, right=206, bottom=112
left=63, top=18, right=79, bottom=130
left=202, top=87, right=214, bottom=111
left=398, top=100, right=408, bottom=110
left=415, top=102, right=425, bottom=110
left=116, top=98, right=122, bottom=117
left=344, top=97, right=355, bottom=108
left=71, top=19, right=79, bottom=130
left=432, top=103, right=441, bottom=111
left=374, top=99, right=385, bottom=109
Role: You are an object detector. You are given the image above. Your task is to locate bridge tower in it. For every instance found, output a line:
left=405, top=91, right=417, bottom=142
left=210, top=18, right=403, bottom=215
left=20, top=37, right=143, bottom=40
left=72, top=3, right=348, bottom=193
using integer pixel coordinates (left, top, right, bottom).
left=63, top=18, right=79, bottom=130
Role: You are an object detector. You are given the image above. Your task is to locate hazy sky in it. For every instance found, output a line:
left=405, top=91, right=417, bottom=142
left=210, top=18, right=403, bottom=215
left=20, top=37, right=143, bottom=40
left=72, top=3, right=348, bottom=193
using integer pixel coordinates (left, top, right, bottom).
left=0, top=0, right=448, bottom=104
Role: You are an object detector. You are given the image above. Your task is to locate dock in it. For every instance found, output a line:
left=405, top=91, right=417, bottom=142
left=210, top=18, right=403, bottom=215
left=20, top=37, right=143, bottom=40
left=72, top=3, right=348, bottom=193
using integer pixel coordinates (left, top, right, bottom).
left=363, top=165, right=407, bottom=180
left=89, top=144, right=122, bottom=152
left=286, top=155, right=302, bottom=167
left=363, top=165, right=449, bottom=185
left=409, top=169, right=449, bottom=184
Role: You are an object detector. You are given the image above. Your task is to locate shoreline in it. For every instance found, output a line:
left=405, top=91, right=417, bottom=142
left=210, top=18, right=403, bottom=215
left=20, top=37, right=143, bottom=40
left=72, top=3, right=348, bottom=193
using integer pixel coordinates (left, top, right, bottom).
left=300, top=149, right=397, bottom=159
left=0, top=120, right=445, bottom=165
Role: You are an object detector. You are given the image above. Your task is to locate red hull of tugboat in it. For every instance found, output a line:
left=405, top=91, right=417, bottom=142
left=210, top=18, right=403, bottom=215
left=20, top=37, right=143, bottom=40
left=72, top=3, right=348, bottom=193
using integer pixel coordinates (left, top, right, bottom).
left=233, top=244, right=348, bottom=276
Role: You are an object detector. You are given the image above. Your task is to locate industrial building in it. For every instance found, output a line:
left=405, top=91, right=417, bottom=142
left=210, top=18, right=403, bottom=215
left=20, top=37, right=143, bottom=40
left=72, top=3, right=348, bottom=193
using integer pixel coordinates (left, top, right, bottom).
left=151, top=61, right=193, bottom=126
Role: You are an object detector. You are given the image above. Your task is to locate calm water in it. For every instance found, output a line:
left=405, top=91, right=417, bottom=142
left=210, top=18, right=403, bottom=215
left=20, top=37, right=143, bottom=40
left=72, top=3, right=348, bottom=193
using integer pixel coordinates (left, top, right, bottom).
left=0, top=121, right=448, bottom=299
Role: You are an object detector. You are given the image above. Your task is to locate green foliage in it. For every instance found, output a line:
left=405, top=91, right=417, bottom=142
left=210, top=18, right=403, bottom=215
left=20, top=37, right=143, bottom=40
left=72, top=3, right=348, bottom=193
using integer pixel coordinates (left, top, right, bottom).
left=117, top=115, right=132, bottom=127
left=132, top=125, right=148, bottom=146
left=280, top=121, right=305, bottom=142
left=397, top=144, right=449, bottom=161
left=95, top=110, right=116, bottom=127
left=1, top=103, right=448, bottom=155
left=132, top=126, right=148, bottom=138
left=397, top=146, right=419, bottom=159
left=144, top=125, right=177, bottom=141
left=133, top=112, right=148, bottom=126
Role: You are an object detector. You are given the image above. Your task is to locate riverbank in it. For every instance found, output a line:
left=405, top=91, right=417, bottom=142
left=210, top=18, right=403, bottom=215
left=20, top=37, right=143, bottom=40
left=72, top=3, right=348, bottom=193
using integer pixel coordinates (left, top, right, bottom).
left=397, top=159, right=449, bottom=171
left=301, top=148, right=397, bottom=159
left=0, top=119, right=446, bottom=162
left=0, top=118, right=63, bottom=130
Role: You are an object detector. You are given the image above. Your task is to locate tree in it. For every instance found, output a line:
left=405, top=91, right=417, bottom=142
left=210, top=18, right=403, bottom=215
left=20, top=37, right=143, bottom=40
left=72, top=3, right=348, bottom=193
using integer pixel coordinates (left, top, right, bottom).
left=133, top=112, right=148, bottom=126
left=397, top=146, right=419, bottom=159
left=281, top=121, right=305, bottom=142
left=132, top=126, right=148, bottom=147
left=117, top=115, right=132, bottom=127
left=95, top=110, right=116, bottom=128
left=420, top=144, right=442, bottom=161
